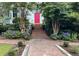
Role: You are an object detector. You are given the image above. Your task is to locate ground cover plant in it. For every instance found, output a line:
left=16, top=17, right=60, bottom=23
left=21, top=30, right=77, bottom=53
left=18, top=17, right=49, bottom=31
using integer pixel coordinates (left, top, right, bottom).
left=0, top=44, right=13, bottom=56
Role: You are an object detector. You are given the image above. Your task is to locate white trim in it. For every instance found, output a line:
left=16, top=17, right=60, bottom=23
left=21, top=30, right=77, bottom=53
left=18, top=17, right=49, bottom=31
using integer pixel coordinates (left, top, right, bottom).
left=56, top=44, right=72, bottom=56
left=21, top=45, right=30, bottom=56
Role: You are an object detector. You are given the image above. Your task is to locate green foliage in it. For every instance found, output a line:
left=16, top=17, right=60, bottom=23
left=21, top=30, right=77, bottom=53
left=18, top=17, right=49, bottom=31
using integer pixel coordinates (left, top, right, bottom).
left=42, top=3, right=79, bottom=37
left=12, top=17, right=30, bottom=31
left=50, top=31, right=78, bottom=41
left=25, top=19, right=30, bottom=28
left=31, top=24, right=34, bottom=30
left=2, top=24, right=32, bottom=40
left=42, top=3, right=69, bottom=35
left=8, top=51, right=16, bottom=56
left=67, top=12, right=79, bottom=21
left=71, top=2, right=79, bottom=12
left=71, top=32, right=78, bottom=41
left=0, top=24, right=9, bottom=33
left=59, top=18, right=75, bottom=31
left=70, top=46, right=79, bottom=54
left=2, top=30, right=23, bottom=39
left=50, top=33, right=63, bottom=40
left=22, top=24, right=32, bottom=40
left=17, top=41, right=24, bottom=47
left=62, top=32, right=71, bottom=41
left=8, top=24, right=17, bottom=30
left=61, top=32, right=78, bottom=41
left=44, top=20, right=53, bottom=36
left=50, top=34, right=59, bottom=40
left=22, top=31, right=31, bottom=40
left=8, top=47, right=18, bottom=56
left=12, top=17, right=20, bottom=30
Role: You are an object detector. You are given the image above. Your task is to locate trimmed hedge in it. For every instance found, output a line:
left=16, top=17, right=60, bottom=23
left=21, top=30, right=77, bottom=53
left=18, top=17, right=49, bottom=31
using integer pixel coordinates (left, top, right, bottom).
left=0, top=24, right=9, bottom=33
left=2, top=30, right=23, bottom=39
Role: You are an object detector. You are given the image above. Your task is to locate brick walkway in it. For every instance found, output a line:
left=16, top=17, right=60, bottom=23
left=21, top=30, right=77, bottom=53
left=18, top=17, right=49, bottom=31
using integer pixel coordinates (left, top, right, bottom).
left=0, top=25, right=79, bottom=56
left=28, top=25, right=65, bottom=56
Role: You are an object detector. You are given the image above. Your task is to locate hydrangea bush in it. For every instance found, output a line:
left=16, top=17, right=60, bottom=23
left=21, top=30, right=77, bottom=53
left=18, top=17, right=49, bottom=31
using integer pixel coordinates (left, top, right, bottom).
left=2, top=30, right=23, bottom=39
left=62, top=32, right=78, bottom=41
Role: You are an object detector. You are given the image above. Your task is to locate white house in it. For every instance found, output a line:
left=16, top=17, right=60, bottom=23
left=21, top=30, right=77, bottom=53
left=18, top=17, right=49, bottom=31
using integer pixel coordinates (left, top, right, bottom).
left=2, top=8, right=44, bottom=25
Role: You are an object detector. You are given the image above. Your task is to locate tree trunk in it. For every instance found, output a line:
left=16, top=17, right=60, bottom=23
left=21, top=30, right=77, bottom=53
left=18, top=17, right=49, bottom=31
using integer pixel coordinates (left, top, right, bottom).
left=19, top=17, right=26, bottom=33
left=52, top=20, right=60, bottom=35
left=19, top=7, right=26, bottom=33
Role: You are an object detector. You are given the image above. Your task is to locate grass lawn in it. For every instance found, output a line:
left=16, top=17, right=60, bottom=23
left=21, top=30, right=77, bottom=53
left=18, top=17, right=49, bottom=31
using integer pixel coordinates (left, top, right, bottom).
left=0, top=44, right=13, bottom=56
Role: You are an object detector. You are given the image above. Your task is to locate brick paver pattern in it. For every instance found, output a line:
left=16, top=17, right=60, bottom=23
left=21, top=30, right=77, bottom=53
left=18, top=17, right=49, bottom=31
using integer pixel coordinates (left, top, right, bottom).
left=28, top=25, right=65, bottom=56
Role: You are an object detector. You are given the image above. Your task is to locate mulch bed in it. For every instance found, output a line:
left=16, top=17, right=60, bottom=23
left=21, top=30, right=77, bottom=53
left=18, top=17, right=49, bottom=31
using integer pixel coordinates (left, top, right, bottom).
left=17, top=45, right=25, bottom=56
left=61, top=45, right=79, bottom=56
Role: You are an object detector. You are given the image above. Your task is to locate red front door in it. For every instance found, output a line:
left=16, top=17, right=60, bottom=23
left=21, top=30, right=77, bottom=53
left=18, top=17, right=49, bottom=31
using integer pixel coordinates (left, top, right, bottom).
left=34, top=12, right=40, bottom=24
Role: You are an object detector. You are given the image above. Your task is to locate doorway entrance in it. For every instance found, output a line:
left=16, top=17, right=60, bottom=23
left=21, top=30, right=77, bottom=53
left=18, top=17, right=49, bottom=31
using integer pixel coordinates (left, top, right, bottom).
left=34, top=12, right=40, bottom=24
left=34, top=12, right=40, bottom=29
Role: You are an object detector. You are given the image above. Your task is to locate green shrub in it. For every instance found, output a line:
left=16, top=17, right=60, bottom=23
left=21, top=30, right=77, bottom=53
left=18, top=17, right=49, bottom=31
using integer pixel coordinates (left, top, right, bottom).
left=8, top=24, right=18, bottom=30
left=77, top=34, right=79, bottom=40
left=70, top=32, right=78, bottom=41
left=50, top=31, right=78, bottom=41
left=21, top=25, right=32, bottom=40
left=61, top=32, right=78, bottom=41
left=22, top=31, right=31, bottom=40
left=2, top=30, right=23, bottom=39
left=17, top=41, right=24, bottom=47
left=8, top=48, right=18, bottom=56
left=50, top=34, right=59, bottom=40
left=70, top=46, right=79, bottom=54
left=8, top=50, right=16, bottom=56
left=0, top=24, right=18, bottom=34
left=0, top=24, right=9, bottom=33
left=31, top=24, right=34, bottom=30
left=12, top=17, right=20, bottom=30
left=8, top=51, right=15, bottom=56
left=62, top=32, right=71, bottom=41
left=63, top=41, right=69, bottom=47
